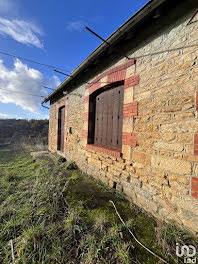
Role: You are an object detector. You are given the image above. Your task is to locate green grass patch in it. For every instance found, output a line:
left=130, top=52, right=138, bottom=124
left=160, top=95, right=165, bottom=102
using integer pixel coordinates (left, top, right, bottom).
left=0, top=147, right=197, bottom=263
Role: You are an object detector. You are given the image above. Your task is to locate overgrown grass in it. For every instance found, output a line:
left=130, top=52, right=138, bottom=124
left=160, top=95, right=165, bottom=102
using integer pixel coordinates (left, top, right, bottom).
left=0, top=147, right=197, bottom=263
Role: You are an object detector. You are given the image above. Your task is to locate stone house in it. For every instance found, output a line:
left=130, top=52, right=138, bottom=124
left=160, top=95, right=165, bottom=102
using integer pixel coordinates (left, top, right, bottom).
left=42, top=0, right=198, bottom=233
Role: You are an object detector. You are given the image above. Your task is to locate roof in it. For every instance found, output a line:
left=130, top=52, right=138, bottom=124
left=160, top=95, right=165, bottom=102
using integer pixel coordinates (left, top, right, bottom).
left=41, top=0, right=171, bottom=104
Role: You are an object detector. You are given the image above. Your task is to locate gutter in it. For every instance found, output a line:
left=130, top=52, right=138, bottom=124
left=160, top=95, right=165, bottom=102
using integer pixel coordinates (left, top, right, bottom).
left=42, top=0, right=167, bottom=104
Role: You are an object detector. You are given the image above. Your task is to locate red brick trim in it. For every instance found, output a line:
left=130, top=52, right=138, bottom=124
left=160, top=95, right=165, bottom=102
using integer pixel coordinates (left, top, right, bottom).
left=194, top=134, right=198, bottom=155
left=57, top=98, right=66, bottom=108
left=56, top=97, right=69, bottom=150
left=82, top=130, right=88, bottom=138
left=82, top=112, right=89, bottom=121
left=124, top=75, right=139, bottom=89
left=196, top=91, right=198, bottom=111
left=64, top=106, right=68, bottom=149
left=122, top=133, right=136, bottom=147
left=192, top=177, right=198, bottom=199
left=89, top=81, right=101, bottom=95
left=83, top=60, right=138, bottom=146
left=107, top=69, right=126, bottom=83
left=84, top=96, right=89, bottom=103
left=86, top=59, right=135, bottom=90
left=123, top=102, right=138, bottom=117
left=64, top=129, right=67, bottom=148
left=86, top=144, right=121, bottom=157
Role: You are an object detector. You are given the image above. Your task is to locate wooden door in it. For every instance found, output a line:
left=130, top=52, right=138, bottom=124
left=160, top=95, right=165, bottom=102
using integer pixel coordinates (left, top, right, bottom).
left=58, top=106, right=65, bottom=152
left=94, top=85, right=124, bottom=150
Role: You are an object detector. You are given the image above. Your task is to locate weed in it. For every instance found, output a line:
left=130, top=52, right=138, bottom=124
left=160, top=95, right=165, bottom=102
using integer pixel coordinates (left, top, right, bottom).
left=156, top=221, right=198, bottom=261
left=0, top=147, right=197, bottom=264
left=65, top=161, right=78, bottom=170
left=70, top=172, right=80, bottom=180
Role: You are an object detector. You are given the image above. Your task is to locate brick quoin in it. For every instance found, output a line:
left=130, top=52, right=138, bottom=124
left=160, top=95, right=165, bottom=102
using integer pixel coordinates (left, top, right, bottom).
left=194, top=134, right=198, bottom=155
left=82, top=130, right=88, bottom=138
left=64, top=112, right=68, bottom=149
left=122, top=133, right=136, bottom=147
left=84, top=96, right=89, bottom=103
left=124, top=75, right=139, bottom=89
left=82, top=112, right=89, bottom=121
left=192, top=177, right=198, bottom=199
left=123, top=102, right=138, bottom=117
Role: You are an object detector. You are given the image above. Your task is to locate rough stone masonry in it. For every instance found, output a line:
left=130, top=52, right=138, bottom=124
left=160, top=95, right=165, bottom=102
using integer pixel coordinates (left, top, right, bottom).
left=48, top=3, right=198, bottom=233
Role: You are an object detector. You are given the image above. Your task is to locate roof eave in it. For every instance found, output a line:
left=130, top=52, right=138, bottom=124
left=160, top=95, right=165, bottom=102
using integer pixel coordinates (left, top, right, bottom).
left=42, top=0, right=167, bottom=104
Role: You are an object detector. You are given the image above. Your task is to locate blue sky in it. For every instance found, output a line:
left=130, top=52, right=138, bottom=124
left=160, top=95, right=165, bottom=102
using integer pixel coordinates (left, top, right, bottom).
left=0, top=0, right=148, bottom=120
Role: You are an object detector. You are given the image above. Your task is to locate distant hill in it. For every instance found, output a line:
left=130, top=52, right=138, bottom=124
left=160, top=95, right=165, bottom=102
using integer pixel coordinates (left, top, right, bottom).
left=0, top=119, right=49, bottom=146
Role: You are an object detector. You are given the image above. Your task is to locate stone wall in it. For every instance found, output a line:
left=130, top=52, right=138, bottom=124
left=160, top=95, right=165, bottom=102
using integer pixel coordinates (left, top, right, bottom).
left=49, top=9, right=198, bottom=233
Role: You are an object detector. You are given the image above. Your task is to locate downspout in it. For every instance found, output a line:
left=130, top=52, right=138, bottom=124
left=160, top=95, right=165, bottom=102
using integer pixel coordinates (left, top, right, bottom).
left=41, top=102, right=49, bottom=110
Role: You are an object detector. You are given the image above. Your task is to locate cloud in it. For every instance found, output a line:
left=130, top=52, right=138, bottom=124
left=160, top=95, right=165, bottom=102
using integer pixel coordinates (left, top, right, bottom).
left=66, top=20, right=84, bottom=32
left=0, top=112, right=23, bottom=119
left=0, top=59, right=61, bottom=112
left=0, top=17, right=43, bottom=48
left=0, top=111, right=48, bottom=120
left=45, top=75, right=61, bottom=88
left=66, top=16, right=104, bottom=32
left=0, top=112, right=10, bottom=118
left=26, top=111, right=49, bottom=120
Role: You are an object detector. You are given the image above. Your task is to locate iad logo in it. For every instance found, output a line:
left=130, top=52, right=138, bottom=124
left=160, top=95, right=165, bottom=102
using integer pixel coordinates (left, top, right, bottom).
left=176, top=243, right=197, bottom=263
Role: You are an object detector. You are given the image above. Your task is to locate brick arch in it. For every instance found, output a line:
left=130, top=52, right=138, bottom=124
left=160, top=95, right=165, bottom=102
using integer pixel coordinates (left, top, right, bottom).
left=86, top=59, right=136, bottom=95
